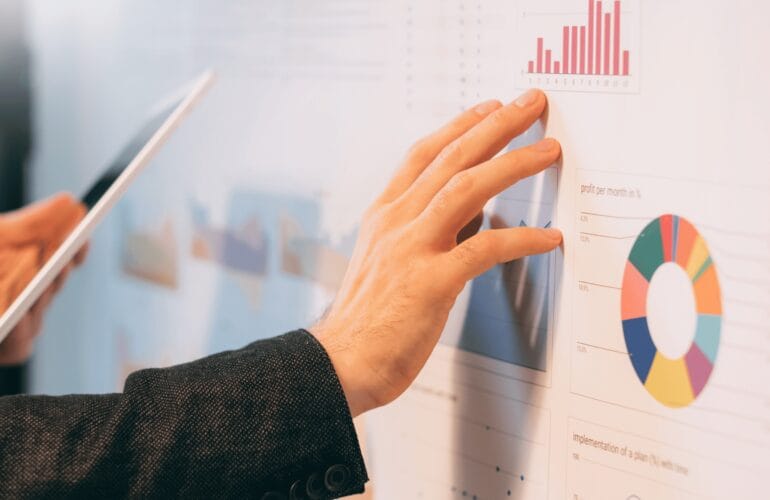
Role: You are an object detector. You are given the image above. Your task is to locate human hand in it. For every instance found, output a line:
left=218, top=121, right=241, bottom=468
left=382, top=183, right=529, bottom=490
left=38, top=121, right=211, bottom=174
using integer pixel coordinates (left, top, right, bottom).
left=310, top=89, right=562, bottom=417
left=0, top=194, right=87, bottom=365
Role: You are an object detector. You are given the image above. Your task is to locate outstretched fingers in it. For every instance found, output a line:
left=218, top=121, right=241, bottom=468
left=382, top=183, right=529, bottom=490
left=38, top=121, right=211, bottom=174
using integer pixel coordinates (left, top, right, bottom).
left=401, top=89, right=547, bottom=214
left=376, top=99, right=502, bottom=205
left=419, top=138, right=561, bottom=243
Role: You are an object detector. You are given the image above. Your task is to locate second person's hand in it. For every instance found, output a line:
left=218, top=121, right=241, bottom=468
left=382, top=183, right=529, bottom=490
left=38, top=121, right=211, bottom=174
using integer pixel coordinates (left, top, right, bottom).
left=0, top=194, right=87, bottom=365
left=311, top=89, right=562, bottom=417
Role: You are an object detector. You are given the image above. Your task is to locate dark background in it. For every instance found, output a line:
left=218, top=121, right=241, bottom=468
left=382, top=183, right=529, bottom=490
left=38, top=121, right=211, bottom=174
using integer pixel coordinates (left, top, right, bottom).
left=0, top=0, right=30, bottom=395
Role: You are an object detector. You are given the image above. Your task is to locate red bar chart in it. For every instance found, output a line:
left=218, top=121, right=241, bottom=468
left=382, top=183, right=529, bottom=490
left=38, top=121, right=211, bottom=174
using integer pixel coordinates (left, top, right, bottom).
left=516, top=0, right=639, bottom=93
left=528, top=0, right=629, bottom=76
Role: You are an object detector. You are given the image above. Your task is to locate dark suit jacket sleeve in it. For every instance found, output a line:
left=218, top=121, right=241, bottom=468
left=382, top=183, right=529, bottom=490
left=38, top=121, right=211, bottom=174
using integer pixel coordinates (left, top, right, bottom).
left=0, top=329, right=368, bottom=499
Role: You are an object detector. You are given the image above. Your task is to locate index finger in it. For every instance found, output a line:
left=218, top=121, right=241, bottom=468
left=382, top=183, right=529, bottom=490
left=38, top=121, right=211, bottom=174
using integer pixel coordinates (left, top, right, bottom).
left=418, top=138, right=561, bottom=242
left=41, top=202, right=86, bottom=262
left=0, top=194, right=83, bottom=245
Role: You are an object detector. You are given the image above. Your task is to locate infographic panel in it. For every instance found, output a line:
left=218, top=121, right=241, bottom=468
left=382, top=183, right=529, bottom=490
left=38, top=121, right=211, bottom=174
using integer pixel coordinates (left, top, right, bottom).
left=441, top=161, right=558, bottom=386
left=456, top=169, right=556, bottom=372
left=120, top=207, right=179, bottom=289
left=570, top=168, right=770, bottom=497
left=567, top=417, right=761, bottom=499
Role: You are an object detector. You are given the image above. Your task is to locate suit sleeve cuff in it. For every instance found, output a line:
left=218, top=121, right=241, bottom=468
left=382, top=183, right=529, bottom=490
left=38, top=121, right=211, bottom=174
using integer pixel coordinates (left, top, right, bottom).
left=254, top=329, right=369, bottom=499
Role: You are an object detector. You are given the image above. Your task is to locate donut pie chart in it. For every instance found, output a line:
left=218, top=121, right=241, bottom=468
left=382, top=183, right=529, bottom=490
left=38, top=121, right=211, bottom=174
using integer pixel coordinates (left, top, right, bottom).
left=621, top=214, right=722, bottom=408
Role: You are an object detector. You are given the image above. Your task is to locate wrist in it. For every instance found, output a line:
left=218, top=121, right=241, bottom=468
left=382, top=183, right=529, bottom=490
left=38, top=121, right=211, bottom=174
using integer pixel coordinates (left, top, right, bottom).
left=308, top=322, right=378, bottom=418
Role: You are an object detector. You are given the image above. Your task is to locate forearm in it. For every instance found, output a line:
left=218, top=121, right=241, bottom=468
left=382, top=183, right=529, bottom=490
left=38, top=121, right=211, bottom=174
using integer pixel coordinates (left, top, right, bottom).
left=0, top=330, right=367, bottom=498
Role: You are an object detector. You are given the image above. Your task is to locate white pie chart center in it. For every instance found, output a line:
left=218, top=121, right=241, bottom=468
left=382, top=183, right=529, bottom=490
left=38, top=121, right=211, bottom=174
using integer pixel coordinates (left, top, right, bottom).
left=646, top=262, right=697, bottom=360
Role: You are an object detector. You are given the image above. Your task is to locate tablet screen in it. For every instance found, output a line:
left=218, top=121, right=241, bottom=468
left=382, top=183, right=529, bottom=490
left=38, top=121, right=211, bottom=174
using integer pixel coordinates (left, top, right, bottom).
left=81, top=99, right=182, bottom=209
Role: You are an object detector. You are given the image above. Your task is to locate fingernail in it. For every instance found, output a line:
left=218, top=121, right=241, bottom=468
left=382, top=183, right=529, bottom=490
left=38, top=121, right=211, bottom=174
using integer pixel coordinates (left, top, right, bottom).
left=474, top=99, right=500, bottom=115
left=534, top=138, right=558, bottom=152
left=543, top=228, right=562, bottom=240
left=514, top=89, right=540, bottom=108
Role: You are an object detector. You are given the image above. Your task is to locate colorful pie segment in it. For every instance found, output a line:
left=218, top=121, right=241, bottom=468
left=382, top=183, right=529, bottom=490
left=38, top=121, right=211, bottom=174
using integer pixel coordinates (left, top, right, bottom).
left=621, top=215, right=722, bottom=408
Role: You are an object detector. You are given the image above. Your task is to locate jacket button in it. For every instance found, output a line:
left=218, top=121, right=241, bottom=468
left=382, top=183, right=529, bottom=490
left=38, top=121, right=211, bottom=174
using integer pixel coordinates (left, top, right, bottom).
left=289, top=479, right=308, bottom=500
left=305, top=473, right=325, bottom=499
left=324, top=464, right=351, bottom=492
left=261, top=492, right=287, bottom=500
